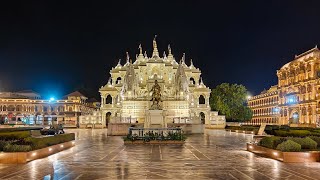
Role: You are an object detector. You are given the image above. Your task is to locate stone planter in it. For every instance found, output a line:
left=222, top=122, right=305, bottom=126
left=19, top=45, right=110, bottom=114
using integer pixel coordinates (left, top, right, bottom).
left=124, top=140, right=185, bottom=145
left=0, top=141, right=75, bottom=164
left=247, top=143, right=320, bottom=162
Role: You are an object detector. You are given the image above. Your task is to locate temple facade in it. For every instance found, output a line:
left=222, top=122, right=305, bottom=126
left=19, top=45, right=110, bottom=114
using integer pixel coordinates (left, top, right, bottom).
left=248, top=46, right=320, bottom=127
left=97, top=37, right=225, bottom=130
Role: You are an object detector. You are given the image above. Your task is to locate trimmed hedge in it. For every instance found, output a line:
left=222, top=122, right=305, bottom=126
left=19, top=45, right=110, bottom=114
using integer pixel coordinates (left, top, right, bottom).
left=258, top=136, right=286, bottom=149
left=3, top=144, right=32, bottom=152
left=274, top=130, right=311, bottom=137
left=276, top=140, right=301, bottom=152
left=25, top=133, right=75, bottom=150
left=309, top=136, right=320, bottom=147
left=0, top=131, right=31, bottom=140
left=288, top=137, right=317, bottom=150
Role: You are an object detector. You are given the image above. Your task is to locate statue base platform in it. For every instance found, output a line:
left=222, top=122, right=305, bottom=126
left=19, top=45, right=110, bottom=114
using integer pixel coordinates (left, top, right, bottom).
left=145, top=110, right=166, bottom=128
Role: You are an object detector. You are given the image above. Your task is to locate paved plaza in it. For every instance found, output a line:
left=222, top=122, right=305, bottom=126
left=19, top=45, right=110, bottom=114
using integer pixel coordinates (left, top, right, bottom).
left=1, top=129, right=320, bottom=179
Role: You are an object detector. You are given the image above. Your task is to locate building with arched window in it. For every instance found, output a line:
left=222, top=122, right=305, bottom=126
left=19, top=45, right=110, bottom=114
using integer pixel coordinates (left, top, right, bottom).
left=248, top=46, right=320, bottom=127
left=98, top=37, right=225, bottom=132
left=0, top=91, right=99, bottom=127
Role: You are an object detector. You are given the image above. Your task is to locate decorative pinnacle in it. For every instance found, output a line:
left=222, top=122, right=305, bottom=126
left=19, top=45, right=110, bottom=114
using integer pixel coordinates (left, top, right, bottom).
left=182, top=53, right=186, bottom=63
left=168, top=44, right=172, bottom=54
left=144, top=51, right=148, bottom=58
left=190, top=59, right=194, bottom=66
left=139, top=44, right=143, bottom=55
left=117, top=59, right=121, bottom=65
left=126, top=52, right=130, bottom=63
left=152, top=35, right=159, bottom=57
left=163, top=51, right=167, bottom=58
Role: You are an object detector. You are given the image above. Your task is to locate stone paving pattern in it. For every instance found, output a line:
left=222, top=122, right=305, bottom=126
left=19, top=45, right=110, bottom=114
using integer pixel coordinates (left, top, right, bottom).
left=1, top=129, right=320, bottom=179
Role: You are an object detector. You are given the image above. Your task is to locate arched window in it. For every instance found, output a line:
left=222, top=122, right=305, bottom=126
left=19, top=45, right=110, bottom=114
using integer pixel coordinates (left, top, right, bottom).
left=190, top=77, right=195, bottom=85
left=199, top=95, right=205, bottom=104
left=116, top=77, right=122, bottom=84
left=68, top=107, right=73, bottom=112
left=106, top=95, right=112, bottom=104
left=7, top=105, right=15, bottom=111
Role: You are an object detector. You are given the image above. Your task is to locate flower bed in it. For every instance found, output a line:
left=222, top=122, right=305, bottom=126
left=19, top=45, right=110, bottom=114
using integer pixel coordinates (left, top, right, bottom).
left=123, top=130, right=186, bottom=144
left=247, top=143, right=320, bottom=162
left=124, top=140, right=184, bottom=145
left=0, top=133, right=76, bottom=163
left=0, top=141, right=75, bottom=163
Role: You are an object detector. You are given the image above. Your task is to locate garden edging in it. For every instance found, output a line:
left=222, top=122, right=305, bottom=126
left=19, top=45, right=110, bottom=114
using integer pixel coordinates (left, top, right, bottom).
left=0, top=141, right=75, bottom=164
left=247, top=143, right=320, bottom=162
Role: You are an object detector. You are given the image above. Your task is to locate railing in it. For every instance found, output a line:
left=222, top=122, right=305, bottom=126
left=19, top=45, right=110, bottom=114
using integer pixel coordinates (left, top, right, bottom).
left=128, top=127, right=183, bottom=141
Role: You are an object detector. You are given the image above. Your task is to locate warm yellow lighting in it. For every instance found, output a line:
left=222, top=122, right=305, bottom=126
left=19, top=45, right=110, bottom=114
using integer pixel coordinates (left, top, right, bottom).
left=72, top=141, right=75, bottom=145
left=60, top=145, right=64, bottom=148
left=49, top=148, right=53, bottom=151
left=32, top=152, right=37, bottom=156
left=273, top=152, right=278, bottom=156
left=251, top=131, right=254, bottom=134
left=249, top=145, right=253, bottom=149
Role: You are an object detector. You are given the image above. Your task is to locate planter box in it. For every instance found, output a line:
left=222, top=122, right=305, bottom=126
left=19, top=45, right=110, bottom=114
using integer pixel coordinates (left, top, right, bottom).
left=0, top=141, right=75, bottom=164
left=124, top=140, right=184, bottom=145
left=247, top=143, right=320, bottom=162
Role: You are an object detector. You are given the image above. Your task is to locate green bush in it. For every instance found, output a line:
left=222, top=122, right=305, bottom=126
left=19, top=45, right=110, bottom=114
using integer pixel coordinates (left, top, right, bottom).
left=309, top=136, right=320, bottom=147
left=276, top=140, right=301, bottom=152
left=3, top=144, right=32, bottom=152
left=274, top=130, right=311, bottom=137
left=0, top=140, right=8, bottom=151
left=288, top=137, right=317, bottom=150
left=0, top=131, right=30, bottom=140
left=258, top=136, right=286, bottom=149
left=25, top=133, right=75, bottom=150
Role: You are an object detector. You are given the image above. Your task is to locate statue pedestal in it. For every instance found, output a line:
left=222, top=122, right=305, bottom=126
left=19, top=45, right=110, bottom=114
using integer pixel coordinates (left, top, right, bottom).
left=145, top=110, right=166, bottom=128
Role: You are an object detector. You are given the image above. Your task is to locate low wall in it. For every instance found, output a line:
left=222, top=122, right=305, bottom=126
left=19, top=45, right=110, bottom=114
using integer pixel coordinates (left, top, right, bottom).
left=107, top=123, right=144, bottom=136
left=205, top=124, right=225, bottom=129
left=167, top=123, right=204, bottom=134
left=0, top=141, right=75, bottom=164
left=247, top=143, right=320, bottom=162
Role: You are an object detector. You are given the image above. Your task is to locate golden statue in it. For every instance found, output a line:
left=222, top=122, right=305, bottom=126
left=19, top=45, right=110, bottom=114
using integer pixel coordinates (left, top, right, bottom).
left=150, top=80, right=162, bottom=109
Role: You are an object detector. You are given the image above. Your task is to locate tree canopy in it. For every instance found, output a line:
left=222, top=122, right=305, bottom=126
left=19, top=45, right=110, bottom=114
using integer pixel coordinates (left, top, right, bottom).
left=210, top=83, right=252, bottom=121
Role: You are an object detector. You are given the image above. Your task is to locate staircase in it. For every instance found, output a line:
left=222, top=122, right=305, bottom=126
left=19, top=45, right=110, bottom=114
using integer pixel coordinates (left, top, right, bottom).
left=257, top=123, right=267, bottom=135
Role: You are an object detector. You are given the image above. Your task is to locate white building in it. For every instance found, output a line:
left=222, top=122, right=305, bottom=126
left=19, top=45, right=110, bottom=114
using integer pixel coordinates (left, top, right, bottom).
left=96, top=37, right=225, bottom=132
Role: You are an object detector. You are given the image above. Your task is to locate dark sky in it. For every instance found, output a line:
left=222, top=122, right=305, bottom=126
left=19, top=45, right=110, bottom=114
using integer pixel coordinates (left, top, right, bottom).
left=1, top=1, right=320, bottom=99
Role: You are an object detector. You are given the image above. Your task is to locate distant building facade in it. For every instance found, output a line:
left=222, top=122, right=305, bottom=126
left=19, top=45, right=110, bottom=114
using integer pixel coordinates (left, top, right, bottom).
left=247, top=86, right=280, bottom=124
left=0, top=90, right=99, bottom=127
left=248, top=46, right=320, bottom=126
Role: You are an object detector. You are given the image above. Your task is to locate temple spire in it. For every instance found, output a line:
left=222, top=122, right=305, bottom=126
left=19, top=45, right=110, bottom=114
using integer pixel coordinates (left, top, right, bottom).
left=126, top=52, right=130, bottom=64
left=168, top=44, right=173, bottom=60
left=163, top=51, right=167, bottom=58
left=152, top=35, right=159, bottom=57
left=137, top=44, right=144, bottom=61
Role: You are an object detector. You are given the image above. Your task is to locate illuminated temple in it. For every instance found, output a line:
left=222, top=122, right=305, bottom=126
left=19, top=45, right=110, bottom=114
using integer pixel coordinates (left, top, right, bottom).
left=86, top=37, right=225, bottom=133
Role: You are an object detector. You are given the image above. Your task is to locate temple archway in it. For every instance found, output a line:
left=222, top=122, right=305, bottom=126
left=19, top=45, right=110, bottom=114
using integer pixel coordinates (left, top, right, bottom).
left=106, top=112, right=111, bottom=127
left=291, top=111, right=299, bottom=124
left=200, top=112, right=205, bottom=124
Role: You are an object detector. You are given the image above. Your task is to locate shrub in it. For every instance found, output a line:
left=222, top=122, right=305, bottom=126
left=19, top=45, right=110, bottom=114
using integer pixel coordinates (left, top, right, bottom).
left=274, top=130, right=311, bottom=137
left=276, top=140, right=301, bottom=152
left=0, top=131, right=30, bottom=140
left=258, top=136, right=286, bottom=149
left=3, top=144, right=32, bottom=152
left=0, top=140, right=8, bottom=151
left=25, top=133, right=75, bottom=150
left=288, top=137, right=317, bottom=150
left=309, top=136, right=320, bottom=147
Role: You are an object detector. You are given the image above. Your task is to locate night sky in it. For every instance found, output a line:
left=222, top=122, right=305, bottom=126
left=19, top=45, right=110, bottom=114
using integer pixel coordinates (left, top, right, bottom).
left=1, top=1, right=320, bottom=99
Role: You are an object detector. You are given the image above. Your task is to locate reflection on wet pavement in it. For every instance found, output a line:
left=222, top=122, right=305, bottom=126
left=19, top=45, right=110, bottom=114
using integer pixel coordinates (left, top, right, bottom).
left=0, top=129, right=320, bottom=179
